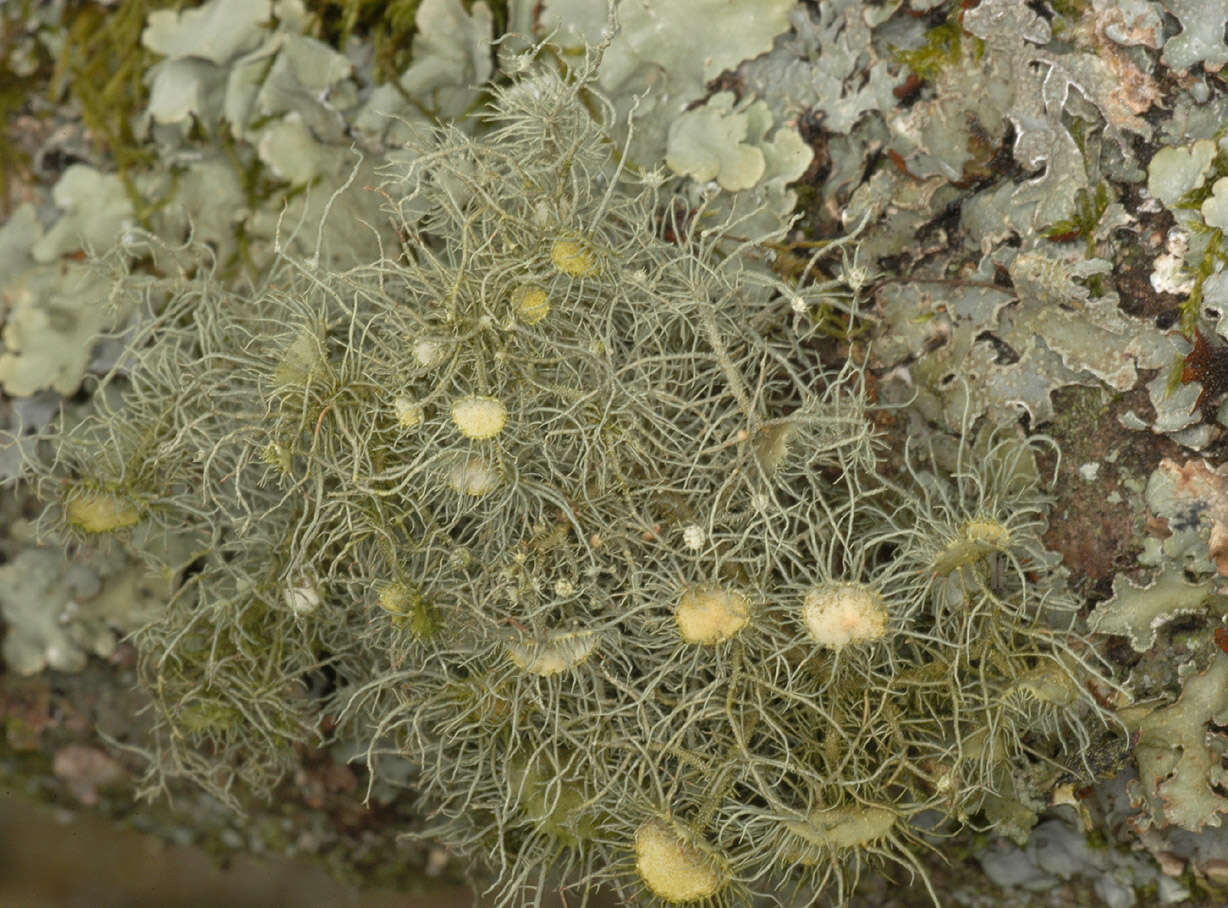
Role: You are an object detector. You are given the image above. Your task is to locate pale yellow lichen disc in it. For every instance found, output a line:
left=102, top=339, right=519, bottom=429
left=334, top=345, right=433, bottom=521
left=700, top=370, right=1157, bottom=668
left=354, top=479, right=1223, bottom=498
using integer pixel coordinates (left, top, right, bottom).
left=965, top=516, right=1011, bottom=548
left=393, top=396, right=423, bottom=428
left=818, top=805, right=896, bottom=849
left=801, top=582, right=887, bottom=649
left=675, top=586, right=750, bottom=645
left=65, top=491, right=142, bottom=534
left=273, top=328, right=325, bottom=386
left=378, top=582, right=412, bottom=615
left=634, top=819, right=727, bottom=903
left=451, top=396, right=507, bottom=440
left=506, top=630, right=599, bottom=676
left=551, top=238, right=598, bottom=277
left=931, top=515, right=1011, bottom=576
left=783, top=805, right=897, bottom=864
left=446, top=456, right=501, bottom=496
left=262, top=442, right=292, bottom=476
left=511, top=284, right=550, bottom=324
left=377, top=582, right=426, bottom=631
left=1012, top=661, right=1080, bottom=706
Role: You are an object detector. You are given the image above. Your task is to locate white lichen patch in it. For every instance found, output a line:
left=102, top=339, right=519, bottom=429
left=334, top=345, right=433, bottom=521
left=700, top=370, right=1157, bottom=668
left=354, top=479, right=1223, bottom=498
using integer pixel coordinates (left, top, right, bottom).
left=802, top=582, right=887, bottom=649
left=682, top=523, right=706, bottom=551
left=506, top=629, right=600, bottom=675
left=451, top=395, right=507, bottom=440
left=930, top=516, right=1011, bottom=576
left=676, top=585, right=750, bottom=645
left=634, top=819, right=727, bottom=903
left=511, top=283, right=550, bottom=324
left=65, top=490, right=143, bottom=534
left=551, top=237, right=598, bottom=277
left=446, top=456, right=501, bottom=496
left=284, top=584, right=321, bottom=616
left=412, top=337, right=448, bottom=369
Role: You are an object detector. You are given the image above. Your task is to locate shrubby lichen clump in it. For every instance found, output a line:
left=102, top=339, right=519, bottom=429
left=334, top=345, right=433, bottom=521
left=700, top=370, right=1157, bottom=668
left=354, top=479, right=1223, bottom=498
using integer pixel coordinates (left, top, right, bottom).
left=17, top=50, right=1121, bottom=905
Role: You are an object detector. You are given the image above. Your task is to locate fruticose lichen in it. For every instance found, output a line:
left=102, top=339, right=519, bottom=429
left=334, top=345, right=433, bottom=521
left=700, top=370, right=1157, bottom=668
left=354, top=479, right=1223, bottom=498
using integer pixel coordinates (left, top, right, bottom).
left=8, top=42, right=1127, bottom=905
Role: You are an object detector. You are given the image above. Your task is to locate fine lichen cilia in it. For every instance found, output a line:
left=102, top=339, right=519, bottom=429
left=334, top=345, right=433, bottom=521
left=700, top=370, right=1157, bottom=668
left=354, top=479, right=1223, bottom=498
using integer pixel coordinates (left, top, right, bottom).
left=13, top=46, right=1122, bottom=907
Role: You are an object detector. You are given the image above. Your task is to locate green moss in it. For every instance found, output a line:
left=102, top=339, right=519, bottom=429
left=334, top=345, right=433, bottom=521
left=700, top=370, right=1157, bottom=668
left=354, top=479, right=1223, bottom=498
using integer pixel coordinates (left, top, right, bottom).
left=0, top=1, right=54, bottom=216
left=1046, top=0, right=1090, bottom=35
left=892, top=4, right=981, bottom=84
left=51, top=0, right=181, bottom=225
left=1046, top=0, right=1090, bottom=16
left=304, top=0, right=511, bottom=85
left=305, top=0, right=423, bottom=84
left=1042, top=180, right=1112, bottom=260
left=1178, top=227, right=1224, bottom=336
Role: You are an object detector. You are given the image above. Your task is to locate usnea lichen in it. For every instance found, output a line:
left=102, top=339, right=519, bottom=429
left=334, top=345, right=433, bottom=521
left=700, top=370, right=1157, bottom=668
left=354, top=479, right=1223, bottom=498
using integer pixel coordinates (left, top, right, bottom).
left=12, top=44, right=1122, bottom=907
